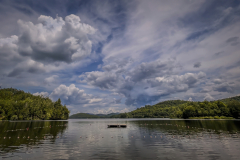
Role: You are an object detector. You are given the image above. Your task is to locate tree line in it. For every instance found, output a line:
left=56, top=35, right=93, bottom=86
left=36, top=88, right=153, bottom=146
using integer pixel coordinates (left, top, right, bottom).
left=0, top=88, right=70, bottom=120
left=111, top=97, right=240, bottom=119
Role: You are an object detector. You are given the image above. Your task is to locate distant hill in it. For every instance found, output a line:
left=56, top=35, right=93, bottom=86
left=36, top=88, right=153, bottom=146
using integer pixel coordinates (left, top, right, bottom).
left=97, top=112, right=120, bottom=117
left=218, top=96, right=240, bottom=104
left=69, top=112, right=119, bottom=119
left=111, top=95, right=240, bottom=119
left=69, top=113, right=100, bottom=118
left=70, top=96, right=240, bottom=119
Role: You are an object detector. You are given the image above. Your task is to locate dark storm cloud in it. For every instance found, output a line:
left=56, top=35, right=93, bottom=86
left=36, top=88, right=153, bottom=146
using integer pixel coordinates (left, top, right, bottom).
left=193, top=62, right=201, bottom=68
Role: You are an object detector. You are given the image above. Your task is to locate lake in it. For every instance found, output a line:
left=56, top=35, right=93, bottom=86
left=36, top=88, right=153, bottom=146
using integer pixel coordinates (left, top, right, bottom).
left=1, top=119, right=240, bottom=160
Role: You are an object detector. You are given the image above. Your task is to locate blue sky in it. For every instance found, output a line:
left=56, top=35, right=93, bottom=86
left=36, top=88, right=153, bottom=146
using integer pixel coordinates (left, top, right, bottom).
left=0, top=0, right=240, bottom=114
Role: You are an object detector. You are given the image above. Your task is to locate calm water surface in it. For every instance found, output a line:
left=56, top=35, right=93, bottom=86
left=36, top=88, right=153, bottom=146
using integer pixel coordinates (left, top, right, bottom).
left=1, top=119, right=240, bottom=160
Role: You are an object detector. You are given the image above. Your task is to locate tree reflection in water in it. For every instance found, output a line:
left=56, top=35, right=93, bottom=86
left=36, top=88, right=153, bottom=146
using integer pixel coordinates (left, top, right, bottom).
left=0, top=121, right=68, bottom=155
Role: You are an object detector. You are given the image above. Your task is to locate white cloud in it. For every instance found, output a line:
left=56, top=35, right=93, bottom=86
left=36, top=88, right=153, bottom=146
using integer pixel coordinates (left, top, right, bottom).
left=213, top=79, right=222, bottom=84
left=50, top=84, right=90, bottom=104
left=204, top=93, right=214, bottom=101
left=89, top=98, right=102, bottom=103
left=49, top=84, right=103, bottom=105
left=79, top=71, right=121, bottom=89
left=0, top=14, right=96, bottom=78
left=44, top=75, right=59, bottom=85
left=17, top=14, right=95, bottom=63
left=0, top=35, right=21, bottom=73
left=150, top=72, right=206, bottom=90
left=33, top=92, right=49, bottom=97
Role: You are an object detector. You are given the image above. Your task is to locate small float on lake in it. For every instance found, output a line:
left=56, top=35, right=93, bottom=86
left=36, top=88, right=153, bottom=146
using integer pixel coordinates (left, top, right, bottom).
left=107, top=124, right=127, bottom=128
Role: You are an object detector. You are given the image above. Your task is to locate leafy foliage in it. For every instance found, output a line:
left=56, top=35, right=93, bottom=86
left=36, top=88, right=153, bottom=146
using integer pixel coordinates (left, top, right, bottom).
left=0, top=88, right=70, bottom=120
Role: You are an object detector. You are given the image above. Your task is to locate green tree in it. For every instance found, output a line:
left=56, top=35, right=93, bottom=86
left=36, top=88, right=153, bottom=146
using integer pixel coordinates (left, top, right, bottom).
left=183, top=106, right=196, bottom=118
left=228, top=100, right=240, bottom=119
left=0, top=88, right=70, bottom=120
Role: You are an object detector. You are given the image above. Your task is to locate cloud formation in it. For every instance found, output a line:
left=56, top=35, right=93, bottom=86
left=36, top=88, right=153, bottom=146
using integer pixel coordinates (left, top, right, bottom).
left=1, top=0, right=240, bottom=114
left=33, top=91, right=49, bottom=97
left=80, top=57, right=207, bottom=106
left=0, top=14, right=95, bottom=78
left=49, top=84, right=99, bottom=105
left=79, top=71, right=120, bottom=90
left=226, top=36, right=239, bottom=46
left=17, top=14, right=95, bottom=63
left=193, top=62, right=201, bottom=68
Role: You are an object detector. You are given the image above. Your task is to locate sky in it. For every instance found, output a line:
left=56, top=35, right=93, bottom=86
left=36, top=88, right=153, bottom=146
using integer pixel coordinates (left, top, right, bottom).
left=0, top=0, right=240, bottom=114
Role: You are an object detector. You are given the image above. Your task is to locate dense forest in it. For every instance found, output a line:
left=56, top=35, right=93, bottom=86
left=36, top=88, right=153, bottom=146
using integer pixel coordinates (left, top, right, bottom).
left=110, top=96, right=240, bottom=119
left=0, top=88, right=70, bottom=120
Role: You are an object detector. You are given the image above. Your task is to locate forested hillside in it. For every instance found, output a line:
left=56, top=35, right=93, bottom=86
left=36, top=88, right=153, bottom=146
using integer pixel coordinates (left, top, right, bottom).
left=111, top=96, right=240, bottom=119
left=0, top=88, right=70, bottom=120
left=219, top=96, right=240, bottom=104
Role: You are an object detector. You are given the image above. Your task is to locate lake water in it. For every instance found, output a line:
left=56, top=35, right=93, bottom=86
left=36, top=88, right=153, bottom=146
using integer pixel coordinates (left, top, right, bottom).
left=1, top=119, right=240, bottom=160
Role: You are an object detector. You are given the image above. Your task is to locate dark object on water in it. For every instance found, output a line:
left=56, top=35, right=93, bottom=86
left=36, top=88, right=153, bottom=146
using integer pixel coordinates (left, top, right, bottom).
left=108, top=124, right=127, bottom=128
